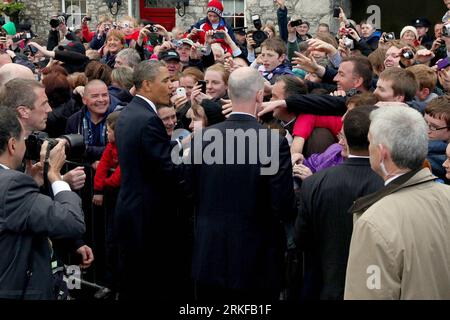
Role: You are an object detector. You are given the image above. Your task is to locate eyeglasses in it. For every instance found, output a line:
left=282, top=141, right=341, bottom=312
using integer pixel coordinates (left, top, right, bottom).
left=427, top=123, right=450, bottom=131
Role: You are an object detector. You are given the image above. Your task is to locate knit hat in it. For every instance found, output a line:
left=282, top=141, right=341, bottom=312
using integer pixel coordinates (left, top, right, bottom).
left=201, top=99, right=226, bottom=126
left=400, top=26, right=418, bottom=40
left=1, top=22, right=16, bottom=36
left=207, top=0, right=224, bottom=18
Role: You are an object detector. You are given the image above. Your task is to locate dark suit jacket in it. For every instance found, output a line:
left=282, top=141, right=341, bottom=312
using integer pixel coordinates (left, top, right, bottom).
left=0, top=167, right=84, bottom=299
left=187, top=113, right=297, bottom=293
left=114, top=96, right=183, bottom=299
left=295, top=157, right=384, bottom=300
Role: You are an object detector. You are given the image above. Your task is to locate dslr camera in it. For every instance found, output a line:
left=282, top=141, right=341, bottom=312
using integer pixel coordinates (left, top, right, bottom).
left=50, top=13, right=71, bottom=28
left=251, top=15, right=268, bottom=48
left=25, top=132, right=85, bottom=161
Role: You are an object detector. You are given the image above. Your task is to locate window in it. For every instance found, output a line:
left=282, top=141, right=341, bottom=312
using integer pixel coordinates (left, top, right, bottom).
left=222, top=0, right=245, bottom=28
left=62, top=0, right=87, bottom=29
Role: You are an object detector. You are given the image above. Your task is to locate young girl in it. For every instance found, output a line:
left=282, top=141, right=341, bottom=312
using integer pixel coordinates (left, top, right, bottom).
left=93, top=111, right=121, bottom=206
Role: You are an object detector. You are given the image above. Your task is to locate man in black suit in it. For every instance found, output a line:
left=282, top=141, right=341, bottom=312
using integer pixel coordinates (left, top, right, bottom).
left=0, top=108, right=85, bottom=299
left=187, top=67, right=297, bottom=300
left=294, top=106, right=384, bottom=300
left=114, top=60, right=185, bottom=300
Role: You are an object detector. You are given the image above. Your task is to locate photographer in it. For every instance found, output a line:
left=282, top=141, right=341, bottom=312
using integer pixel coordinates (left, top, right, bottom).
left=0, top=78, right=86, bottom=190
left=87, top=16, right=113, bottom=50
left=47, top=13, right=78, bottom=52
left=0, top=107, right=85, bottom=299
left=188, top=0, right=237, bottom=55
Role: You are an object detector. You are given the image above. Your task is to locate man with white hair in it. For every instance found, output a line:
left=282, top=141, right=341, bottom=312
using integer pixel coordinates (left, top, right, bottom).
left=189, top=67, right=296, bottom=300
left=344, top=106, right=450, bottom=299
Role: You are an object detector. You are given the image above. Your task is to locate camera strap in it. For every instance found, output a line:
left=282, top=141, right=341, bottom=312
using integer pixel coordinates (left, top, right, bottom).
left=43, top=144, right=53, bottom=197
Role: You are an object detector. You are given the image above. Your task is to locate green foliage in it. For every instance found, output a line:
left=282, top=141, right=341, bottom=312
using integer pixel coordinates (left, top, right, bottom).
left=0, top=2, right=26, bottom=16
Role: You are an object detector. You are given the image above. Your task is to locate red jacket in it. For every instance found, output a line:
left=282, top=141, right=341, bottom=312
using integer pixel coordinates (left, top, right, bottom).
left=94, top=142, right=121, bottom=192
left=82, top=24, right=95, bottom=43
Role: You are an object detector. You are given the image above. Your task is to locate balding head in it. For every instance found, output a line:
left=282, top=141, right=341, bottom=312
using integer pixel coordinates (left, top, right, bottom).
left=0, top=63, right=34, bottom=88
left=228, top=67, right=264, bottom=104
left=0, top=53, right=12, bottom=68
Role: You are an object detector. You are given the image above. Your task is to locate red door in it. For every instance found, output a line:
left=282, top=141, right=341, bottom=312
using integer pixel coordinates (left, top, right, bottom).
left=139, top=1, right=176, bottom=32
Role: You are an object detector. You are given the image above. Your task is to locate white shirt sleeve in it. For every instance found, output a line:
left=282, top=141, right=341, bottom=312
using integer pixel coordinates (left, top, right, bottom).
left=52, top=180, right=71, bottom=196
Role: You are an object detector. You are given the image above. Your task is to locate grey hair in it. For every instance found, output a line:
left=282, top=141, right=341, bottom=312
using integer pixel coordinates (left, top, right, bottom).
left=369, top=106, right=428, bottom=170
left=133, top=60, right=166, bottom=90
left=228, top=67, right=264, bottom=102
left=116, top=48, right=141, bottom=69
left=0, top=79, right=43, bottom=111
left=112, top=67, right=134, bottom=90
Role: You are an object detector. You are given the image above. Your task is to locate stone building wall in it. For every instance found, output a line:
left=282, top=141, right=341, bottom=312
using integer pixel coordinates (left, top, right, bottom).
left=21, top=0, right=128, bottom=40
left=176, top=0, right=350, bottom=34
left=19, top=0, right=352, bottom=41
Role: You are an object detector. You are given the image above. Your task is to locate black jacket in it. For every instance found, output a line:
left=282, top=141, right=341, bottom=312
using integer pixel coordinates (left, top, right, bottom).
left=0, top=167, right=84, bottom=299
left=295, top=158, right=384, bottom=299
left=114, top=96, right=185, bottom=299
left=186, top=113, right=297, bottom=294
left=45, top=98, right=83, bottom=138
left=286, top=94, right=347, bottom=116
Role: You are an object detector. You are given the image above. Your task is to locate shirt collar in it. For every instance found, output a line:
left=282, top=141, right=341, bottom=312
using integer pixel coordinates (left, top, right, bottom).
left=229, top=111, right=256, bottom=119
left=0, top=163, right=10, bottom=170
left=348, top=154, right=370, bottom=159
left=384, top=173, right=407, bottom=186
left=136, top=94, right=157, bottom=114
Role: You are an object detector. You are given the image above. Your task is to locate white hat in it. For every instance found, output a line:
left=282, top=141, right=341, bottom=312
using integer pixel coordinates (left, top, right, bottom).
left=400, top=26, right=418, bottom=39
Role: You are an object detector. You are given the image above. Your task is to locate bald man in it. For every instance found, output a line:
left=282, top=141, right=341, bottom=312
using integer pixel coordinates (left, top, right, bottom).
left=189, top=67, right=297, bottom=300
left=66, top=79, right=113, bottom=165
left=0, top=63, right=34, bottom=88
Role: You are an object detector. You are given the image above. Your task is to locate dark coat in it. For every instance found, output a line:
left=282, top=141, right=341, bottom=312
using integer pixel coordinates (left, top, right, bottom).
left=295, top=157, right=384, bottom=299
left=45, top=98, right=82, bottom=138
left=187, top=113, right=297, bottom=294
left=65, top=104, right=115, bottom=163
left=0, top=167, right=84, bottom=299
left=114, top=96, right=184, bottom=299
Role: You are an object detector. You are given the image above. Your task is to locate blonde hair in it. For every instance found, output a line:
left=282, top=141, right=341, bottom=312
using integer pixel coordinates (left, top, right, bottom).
left=205, top=63, right=230, bottom=85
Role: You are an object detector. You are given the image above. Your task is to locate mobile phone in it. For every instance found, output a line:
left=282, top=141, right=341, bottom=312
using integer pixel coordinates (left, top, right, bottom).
left=176, top=87, right=187, bottom=98
left=213, top=32, right=225, bottom=39
left=437, top=57, right=450, bottom=71
left=197, top=80, right=207, bottom=94
left=333, top=7, right=340, bottom=18
left=290, top=19, right=303, bottom=27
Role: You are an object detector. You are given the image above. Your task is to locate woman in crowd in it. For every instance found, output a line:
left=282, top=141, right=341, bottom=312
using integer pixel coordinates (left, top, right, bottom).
left=101, top=29, right=126, bottom=68
left=43, top=71, right=83, bottom=137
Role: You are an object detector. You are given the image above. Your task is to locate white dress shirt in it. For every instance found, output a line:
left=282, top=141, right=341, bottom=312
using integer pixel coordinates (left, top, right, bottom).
left=136, top=94, right=157, bottom=114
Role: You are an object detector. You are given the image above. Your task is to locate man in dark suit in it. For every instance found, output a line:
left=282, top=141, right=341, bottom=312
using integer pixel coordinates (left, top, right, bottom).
left=114, top=60, right=185, bottom=300
left=0, top=108, right=85, bottom=299
left=294, top=106, right=384, bottom=300
left=187, top=67, right=297, bottom=300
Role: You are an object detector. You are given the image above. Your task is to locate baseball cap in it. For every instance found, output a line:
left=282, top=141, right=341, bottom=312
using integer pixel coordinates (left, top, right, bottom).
left=158, top=49, right=180, bottom=62
left=178, top=38, right=194, bottom=47
left=233, top=27, right=247, bottom=36
left=412, top=18, right=431, bottom=28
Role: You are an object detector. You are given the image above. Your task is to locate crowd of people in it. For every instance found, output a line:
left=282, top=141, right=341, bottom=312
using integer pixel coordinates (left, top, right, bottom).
left=1, top=0, right=450, bottom=300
